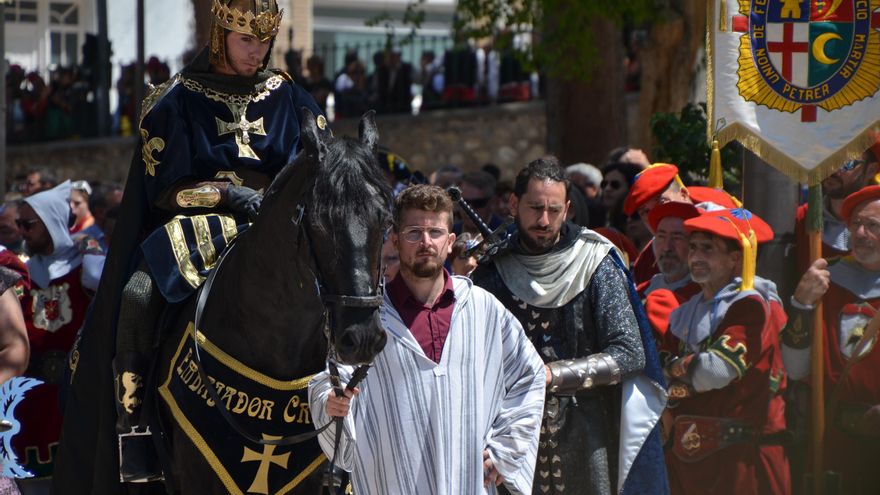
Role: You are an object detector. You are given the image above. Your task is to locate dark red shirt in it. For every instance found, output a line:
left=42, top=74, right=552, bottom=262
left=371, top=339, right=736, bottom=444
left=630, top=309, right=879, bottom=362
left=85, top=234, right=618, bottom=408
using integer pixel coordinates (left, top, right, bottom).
left=387, top=269, right=456, bottom=363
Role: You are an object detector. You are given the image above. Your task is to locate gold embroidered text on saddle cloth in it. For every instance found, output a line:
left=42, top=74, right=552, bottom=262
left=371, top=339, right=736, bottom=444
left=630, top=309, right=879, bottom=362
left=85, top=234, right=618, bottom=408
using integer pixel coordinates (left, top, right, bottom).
left=159, top=323, right=324, bottom=495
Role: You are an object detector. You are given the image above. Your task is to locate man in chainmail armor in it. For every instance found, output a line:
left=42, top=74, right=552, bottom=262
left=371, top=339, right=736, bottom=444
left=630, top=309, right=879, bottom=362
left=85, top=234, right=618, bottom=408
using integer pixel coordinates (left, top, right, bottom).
left=472, top=157, right=669, bottom=495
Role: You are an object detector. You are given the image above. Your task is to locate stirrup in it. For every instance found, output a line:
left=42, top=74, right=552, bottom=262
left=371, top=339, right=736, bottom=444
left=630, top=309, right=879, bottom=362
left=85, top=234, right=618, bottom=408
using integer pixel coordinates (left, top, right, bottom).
left=118, top=426, right=165, bottom=483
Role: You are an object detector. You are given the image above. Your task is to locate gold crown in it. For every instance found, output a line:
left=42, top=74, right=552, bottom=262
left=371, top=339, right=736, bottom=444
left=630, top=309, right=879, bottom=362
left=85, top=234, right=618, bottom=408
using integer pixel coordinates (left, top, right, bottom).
left=211, top=0, right=283, bottom=42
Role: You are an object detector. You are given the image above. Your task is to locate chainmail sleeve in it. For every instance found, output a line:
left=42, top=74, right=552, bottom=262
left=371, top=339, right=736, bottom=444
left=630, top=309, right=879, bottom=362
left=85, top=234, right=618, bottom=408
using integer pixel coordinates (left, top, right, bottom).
left=586, top=254, right=646, bottom=378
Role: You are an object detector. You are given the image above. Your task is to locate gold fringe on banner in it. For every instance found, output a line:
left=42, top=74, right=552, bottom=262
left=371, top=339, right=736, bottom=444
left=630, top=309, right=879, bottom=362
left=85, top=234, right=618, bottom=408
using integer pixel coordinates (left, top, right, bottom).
left=716, top=124, right=880, bottom=186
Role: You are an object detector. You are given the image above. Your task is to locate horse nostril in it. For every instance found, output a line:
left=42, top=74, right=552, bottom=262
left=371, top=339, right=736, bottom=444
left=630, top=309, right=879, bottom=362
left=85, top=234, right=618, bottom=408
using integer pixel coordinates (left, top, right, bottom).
left=338, top=331, right=357, bottom=352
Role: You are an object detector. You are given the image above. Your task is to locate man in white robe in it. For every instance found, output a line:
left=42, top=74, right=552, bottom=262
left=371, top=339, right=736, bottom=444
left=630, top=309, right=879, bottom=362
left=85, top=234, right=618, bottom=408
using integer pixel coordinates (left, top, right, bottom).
left=309, top=184, right=546, bottom=495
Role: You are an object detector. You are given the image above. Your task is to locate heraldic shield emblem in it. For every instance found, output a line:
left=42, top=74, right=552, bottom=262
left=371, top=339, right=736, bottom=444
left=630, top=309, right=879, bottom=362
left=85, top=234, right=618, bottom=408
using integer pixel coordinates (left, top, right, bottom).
left=736, top=0, right=880, bottom=121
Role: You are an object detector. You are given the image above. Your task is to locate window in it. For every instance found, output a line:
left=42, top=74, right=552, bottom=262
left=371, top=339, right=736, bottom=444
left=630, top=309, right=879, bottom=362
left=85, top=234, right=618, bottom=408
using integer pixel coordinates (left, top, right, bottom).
left=5, top=1, right=38, bottom=23
left=49, top=2, right=79, bottom=25
left=50, top=32, right=79, bottom=67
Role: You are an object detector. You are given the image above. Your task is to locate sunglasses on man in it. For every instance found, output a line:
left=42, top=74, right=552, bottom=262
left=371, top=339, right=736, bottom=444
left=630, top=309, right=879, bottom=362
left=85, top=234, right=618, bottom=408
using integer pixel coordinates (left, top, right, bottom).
left=839, top=159, right=866, bottom=172
left=600, top=179, right=624, bottom=190
left=15, top=218, right=40, bottom=231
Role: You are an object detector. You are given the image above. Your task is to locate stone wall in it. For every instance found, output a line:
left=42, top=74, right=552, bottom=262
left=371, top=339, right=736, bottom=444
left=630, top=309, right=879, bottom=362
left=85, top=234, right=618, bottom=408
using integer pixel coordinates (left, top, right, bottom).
left=333, top=101, right=547, bottom=183
left=6, top=101, right=547, bottom=188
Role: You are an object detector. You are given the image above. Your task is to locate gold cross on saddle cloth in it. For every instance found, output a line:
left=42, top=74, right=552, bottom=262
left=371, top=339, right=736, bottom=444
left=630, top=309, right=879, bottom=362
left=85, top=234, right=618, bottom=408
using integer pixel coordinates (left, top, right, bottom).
left=217, top=102, right=267, bottom=160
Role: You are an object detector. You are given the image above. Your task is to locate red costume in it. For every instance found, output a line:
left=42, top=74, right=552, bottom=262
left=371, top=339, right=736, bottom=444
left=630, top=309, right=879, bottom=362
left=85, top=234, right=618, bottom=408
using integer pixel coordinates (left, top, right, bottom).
left=15, top=265, right=96, bottom=478
left=789, top=257, right=880, bottom=494
left=663, top=292, right=790, bottom=495
left=662, top=208, right=790, bottom=495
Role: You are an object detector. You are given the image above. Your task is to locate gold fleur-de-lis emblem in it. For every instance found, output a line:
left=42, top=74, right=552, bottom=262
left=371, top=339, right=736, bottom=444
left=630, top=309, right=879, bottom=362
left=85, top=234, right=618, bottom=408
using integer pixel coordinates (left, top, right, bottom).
left=140, top=128, right=165, bottom=176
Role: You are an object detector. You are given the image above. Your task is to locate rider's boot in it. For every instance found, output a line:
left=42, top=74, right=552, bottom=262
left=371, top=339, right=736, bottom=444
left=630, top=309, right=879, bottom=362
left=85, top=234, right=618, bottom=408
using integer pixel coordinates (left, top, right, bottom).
left=115, top=268, right=164, bottom=483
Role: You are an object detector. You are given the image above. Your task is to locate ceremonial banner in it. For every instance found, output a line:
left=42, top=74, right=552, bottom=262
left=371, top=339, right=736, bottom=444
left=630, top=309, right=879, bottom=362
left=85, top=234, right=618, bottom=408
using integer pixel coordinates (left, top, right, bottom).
left=708, top=0, right=880, bottom=183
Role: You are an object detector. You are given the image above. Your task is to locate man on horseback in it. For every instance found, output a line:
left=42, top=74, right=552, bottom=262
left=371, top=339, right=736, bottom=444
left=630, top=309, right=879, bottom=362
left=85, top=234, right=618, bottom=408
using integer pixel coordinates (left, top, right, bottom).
left=54, top=0, right=324, bottom=491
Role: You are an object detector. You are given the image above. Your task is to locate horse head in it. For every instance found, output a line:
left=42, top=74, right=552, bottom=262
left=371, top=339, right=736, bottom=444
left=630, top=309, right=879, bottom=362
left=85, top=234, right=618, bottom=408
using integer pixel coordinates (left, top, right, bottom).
left=295, top=110, right=390, bottom=365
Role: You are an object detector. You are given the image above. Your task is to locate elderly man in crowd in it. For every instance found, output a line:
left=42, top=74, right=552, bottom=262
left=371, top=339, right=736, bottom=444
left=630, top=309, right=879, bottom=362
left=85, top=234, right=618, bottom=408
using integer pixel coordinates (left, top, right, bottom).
left=623, top=163, right=692, bottom=285
left=639, top=201, right=702, bottom=344
left=661, top=208, right=789, bottom=495
left=782, top=185, right=880, bottom=495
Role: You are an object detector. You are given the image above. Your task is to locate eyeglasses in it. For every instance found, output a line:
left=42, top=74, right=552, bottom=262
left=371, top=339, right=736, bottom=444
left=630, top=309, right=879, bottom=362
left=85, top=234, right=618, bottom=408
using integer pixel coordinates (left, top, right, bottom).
left=600, top=180, right=623, bottom=190
left=15, top=218, right=40, bottom=231
left=400, top=226, right=449, bottom=243
left=839, top=159, right=865, bottom=172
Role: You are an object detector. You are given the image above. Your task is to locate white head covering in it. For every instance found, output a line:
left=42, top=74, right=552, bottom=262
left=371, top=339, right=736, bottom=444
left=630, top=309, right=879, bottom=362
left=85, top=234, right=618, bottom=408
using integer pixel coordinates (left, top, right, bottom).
left=24, top=180, right=81, bottom=288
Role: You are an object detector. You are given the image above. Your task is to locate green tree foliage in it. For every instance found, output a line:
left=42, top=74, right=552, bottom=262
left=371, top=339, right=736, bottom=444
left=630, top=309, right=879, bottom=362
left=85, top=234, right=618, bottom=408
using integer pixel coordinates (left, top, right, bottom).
left=650, top=102, right=741, bottom=185
left=401, top=0, right=664, bottom=81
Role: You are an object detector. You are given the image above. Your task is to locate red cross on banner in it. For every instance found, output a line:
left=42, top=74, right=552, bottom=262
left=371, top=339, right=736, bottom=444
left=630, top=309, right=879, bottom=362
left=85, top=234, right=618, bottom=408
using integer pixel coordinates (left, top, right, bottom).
left=766, top=23, right=809, bottom=81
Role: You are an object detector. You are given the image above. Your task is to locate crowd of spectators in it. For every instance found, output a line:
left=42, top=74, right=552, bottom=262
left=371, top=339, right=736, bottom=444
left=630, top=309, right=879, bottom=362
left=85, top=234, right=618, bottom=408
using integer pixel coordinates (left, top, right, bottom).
left=7, top=39, right=538, bottom=142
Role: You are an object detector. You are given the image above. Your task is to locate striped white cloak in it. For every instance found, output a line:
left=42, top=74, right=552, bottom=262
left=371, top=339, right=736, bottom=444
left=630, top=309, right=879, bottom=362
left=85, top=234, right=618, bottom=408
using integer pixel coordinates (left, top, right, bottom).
left=309, top=276, right=546, bottom=495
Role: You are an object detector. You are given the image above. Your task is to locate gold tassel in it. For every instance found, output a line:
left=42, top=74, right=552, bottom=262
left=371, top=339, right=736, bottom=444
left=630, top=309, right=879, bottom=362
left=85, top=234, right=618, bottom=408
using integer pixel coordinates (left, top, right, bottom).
left=709, top=140, right=724, bottom=189
left=739, top=229, right=757, bottom=291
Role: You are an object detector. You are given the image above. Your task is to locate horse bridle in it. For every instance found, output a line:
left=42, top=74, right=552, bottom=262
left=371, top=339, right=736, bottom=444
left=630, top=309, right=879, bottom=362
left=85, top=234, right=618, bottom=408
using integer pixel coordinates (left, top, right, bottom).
left=188, top=203, right=384, bottom=448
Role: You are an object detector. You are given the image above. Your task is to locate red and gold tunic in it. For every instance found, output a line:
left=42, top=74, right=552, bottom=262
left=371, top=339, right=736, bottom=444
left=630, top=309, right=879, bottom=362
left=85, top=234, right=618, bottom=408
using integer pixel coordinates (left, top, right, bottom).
left=14, top=266, right=94, bottom=478
left=813, top=277, right=880, bottom=494
left=663, top=294, right=790, bottom=495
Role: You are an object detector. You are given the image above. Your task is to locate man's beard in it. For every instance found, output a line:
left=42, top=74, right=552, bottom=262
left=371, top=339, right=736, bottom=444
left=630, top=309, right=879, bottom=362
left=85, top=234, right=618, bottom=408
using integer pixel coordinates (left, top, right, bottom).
left=824, top=170, right=868, bottom=199
left=516, top=220, right=558, bottom=254
left=657, top=253, right=687, bottom=279
left=403, top=249, right=444, bottom=279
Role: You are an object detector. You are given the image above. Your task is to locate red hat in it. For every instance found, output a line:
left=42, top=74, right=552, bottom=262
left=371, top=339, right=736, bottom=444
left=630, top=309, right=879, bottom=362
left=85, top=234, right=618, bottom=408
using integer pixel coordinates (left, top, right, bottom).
left=841, top=185, right=880, bottom=223
left=684, top=208, right=774, bottom=244
left=688, top=186, right=740, bottom=209
left=623, top=163, right=681, bottom=215
left=647, top=201, right=701, bottom=232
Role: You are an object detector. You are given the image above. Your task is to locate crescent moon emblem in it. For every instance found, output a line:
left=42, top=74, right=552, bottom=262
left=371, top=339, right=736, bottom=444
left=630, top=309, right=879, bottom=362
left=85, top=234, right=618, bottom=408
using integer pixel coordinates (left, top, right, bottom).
left=813, top=32, right=843, bottom=65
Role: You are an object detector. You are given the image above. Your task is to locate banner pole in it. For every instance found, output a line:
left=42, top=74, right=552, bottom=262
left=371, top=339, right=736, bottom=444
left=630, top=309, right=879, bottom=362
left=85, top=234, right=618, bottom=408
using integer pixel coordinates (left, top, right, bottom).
left=807, top=183, right=824, bottom=495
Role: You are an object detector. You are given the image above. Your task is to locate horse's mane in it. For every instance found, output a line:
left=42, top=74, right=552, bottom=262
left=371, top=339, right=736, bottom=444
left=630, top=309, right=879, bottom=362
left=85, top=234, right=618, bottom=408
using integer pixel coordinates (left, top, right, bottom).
left=261, top=136, right=392, bottom=229
left=310, top=136, right=392, bottom=233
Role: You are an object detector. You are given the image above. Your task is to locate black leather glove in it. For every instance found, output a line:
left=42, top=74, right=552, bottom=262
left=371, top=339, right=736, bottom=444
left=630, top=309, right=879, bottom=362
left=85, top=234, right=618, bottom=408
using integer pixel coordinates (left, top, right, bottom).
left=225, top=185, right=263, bottom=222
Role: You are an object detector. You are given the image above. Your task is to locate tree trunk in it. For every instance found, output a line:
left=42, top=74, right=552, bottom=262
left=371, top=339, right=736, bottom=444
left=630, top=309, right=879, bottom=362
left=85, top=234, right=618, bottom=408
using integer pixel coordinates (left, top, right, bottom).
left=634, top=0, right=707, bottom=152
left=545, top=18, right=627, bottom=166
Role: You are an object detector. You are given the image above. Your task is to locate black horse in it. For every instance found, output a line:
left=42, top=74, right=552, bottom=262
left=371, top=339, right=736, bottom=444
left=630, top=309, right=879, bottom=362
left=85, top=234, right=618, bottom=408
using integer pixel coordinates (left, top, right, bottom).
left=154, top=111, right=390, bottom=494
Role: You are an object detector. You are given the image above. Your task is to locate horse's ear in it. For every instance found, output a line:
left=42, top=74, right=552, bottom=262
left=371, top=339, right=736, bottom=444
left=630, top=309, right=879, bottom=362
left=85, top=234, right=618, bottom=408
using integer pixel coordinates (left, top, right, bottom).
left=358, top=110, right=379, bottom=152
left=300, top=108, right=327, bottom=164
